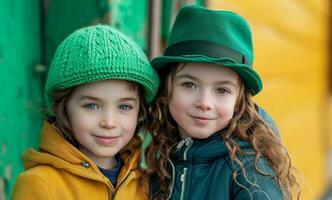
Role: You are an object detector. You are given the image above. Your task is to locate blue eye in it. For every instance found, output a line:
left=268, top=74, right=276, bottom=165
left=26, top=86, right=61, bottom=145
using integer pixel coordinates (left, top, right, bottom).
left=182, top=81, right=195, bottom=88
left=118, top=104, right=133, bottom=111
left=83, top=103, right=99, bottom=110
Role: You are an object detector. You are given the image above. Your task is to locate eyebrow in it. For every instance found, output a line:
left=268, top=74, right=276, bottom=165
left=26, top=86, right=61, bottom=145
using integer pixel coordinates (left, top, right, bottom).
left=176, top=74, right=238, bottom=88
left=175, top=74, right=199, bottom=82
left=79, top=95, right=138, bottom=102
left=79, top=95, right=101, bottom=102
left=214, top=80, right=238, bottom=88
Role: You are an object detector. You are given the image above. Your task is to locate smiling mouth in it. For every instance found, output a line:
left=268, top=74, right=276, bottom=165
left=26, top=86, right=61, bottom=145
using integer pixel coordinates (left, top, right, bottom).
left=92, top=134, right=120, bottom=145
left=189, top=115, right=215, bottom=125
left=190, top=115, right=214, bottom=120
left=192, top=116, right=212, bottom=120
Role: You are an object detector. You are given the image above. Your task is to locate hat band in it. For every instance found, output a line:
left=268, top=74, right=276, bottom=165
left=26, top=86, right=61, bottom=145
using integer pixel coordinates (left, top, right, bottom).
left=164, top=40, right=251, bottom=65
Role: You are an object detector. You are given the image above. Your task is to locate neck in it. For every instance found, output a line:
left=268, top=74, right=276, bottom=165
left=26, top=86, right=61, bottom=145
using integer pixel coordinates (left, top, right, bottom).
left=93, top=156, right=117, bottom=169
left=79, top=147, right=117, bottom=169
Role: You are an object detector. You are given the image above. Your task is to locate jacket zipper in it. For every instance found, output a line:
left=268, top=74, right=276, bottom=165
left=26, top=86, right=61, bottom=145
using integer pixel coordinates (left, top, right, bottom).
left=179, top=138, right=193, bottom=200
left=111, top=170, right=134, bottom=199
left=103, top=179, right=113, bottom=200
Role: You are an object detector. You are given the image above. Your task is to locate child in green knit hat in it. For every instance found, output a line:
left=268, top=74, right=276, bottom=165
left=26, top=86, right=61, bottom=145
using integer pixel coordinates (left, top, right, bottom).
left=12, top=25, right=159, bottom=200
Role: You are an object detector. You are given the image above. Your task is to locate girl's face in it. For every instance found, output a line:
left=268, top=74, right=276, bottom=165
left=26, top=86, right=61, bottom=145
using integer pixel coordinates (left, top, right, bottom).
left=66, top=80, right=140, bottom=168
left=168, top=63, right=240, bottom=139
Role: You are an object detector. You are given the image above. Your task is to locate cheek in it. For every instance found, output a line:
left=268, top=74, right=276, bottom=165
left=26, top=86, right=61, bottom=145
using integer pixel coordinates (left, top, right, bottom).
left=168, top=93, right=189, bottom=119
left=121, top=118, right=137, bottom=142
left=216, top=99, right=237, bottom=119
left=66, top=106, right=96, bottom=134
left=119, top=113, right=139, bottom=134
left=126, top=119, right=138, bottom=134
left=70, top=114, right=96, bottom=135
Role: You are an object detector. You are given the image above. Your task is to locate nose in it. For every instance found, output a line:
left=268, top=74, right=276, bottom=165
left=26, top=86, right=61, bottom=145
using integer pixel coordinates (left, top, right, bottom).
left=194, top=91, right=212, bottom=111
left=99, top=112, right=116, bottom=129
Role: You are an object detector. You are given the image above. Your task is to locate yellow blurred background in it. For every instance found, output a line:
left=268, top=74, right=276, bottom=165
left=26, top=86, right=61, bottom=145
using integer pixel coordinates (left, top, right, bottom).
left=209, top=0, right=330, bottom=199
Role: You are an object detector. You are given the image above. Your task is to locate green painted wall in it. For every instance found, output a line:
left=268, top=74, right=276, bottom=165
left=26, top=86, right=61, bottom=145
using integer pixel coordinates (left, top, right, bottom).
left=111, top=0, right=148, bottom=50
left=0, top=0, right=43, bottom=198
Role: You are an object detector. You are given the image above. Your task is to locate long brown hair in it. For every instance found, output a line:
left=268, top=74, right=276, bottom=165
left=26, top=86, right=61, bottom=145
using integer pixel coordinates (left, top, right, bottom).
left=146, top=63, right=300, bottom=200
left=46, top=81, right=151, bottom=195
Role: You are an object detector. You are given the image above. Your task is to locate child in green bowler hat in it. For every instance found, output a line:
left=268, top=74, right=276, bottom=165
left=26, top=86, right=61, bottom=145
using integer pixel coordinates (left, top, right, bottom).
left=12, top=25, right=159, bottom=200
left=146, top=5, right=300, bottom=200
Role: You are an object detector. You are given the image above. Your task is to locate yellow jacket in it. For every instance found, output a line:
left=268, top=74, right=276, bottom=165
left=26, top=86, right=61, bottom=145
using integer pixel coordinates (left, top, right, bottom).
left=12, top=122, right=149, bottom=200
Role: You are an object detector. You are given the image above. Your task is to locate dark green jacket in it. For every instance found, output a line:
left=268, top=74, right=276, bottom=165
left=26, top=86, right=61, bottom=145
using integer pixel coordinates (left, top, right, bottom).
left=170, top=133, right=283, bottom=200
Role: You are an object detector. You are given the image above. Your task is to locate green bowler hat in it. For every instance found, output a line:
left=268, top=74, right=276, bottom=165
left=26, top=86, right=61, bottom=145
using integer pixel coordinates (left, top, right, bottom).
left=151, top=4, right=263, bottom=95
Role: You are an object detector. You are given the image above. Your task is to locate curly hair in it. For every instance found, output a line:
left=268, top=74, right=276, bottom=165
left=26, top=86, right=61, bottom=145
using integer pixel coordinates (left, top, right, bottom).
left=145, top=63, right=300, bottom=200
left=46, top=81, right=151, bottom=196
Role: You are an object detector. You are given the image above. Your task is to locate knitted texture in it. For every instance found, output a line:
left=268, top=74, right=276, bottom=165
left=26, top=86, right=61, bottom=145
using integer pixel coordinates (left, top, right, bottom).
left=45, top=25, right=159, bottom=111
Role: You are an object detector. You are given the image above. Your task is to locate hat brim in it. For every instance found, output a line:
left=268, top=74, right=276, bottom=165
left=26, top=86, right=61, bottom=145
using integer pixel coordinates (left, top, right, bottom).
left=151, top=55, right=262, bottom=95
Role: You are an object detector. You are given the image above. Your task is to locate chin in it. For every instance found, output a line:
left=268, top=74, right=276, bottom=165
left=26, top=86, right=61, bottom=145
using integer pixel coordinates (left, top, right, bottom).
left=189, top=130, right=215, bottom=139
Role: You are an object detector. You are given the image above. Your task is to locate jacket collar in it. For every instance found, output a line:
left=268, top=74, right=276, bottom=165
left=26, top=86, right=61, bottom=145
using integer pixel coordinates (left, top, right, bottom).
left=173, top=131, right=252, bottom=163
left=23, top=121, right=141, bottom=183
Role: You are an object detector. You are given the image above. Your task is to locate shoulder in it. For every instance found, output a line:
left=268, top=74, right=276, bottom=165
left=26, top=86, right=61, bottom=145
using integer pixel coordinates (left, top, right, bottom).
left=22, top=164, right=65, bottom=179
left=255, top=104, right=280, bottom=138
left=12, top=167, right=54, bottom=200
left=230, top=156, right=284, bottom=200
left=13, top=165, right=69, bottom=190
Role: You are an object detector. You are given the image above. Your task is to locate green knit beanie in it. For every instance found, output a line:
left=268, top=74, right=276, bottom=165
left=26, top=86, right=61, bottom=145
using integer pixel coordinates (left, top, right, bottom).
left=45, top=25, right=159, bottom=113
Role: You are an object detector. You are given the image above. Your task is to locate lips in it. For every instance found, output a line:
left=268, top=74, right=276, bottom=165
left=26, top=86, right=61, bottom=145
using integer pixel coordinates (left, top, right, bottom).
left=189, top=114, right=215, bottom=126
left=189, top=114, right=215, bottom=120
left=92, top=134, right=120, bottom=145
left=191, top=116, right=213, bottom=120
left=94, top=135, right=119, bottom=139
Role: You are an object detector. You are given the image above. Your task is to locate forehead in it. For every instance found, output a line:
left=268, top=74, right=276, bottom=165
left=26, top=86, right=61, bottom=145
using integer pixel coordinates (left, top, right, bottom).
left=72, top=79, right=139, bottom=98
left=176, top=62, right=240, bottom=82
